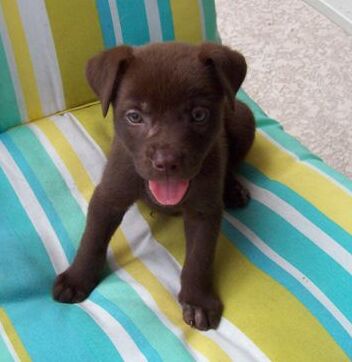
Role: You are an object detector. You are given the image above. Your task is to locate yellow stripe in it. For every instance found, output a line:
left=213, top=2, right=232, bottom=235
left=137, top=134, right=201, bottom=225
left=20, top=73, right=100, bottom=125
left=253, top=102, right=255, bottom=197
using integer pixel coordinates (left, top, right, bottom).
left=34, top=118, right=93, bottom=202
left=1, top=0, right=42, bottom=120
left=44, top=0, right=104, bottom=108
left=110, top=229, right=231, bottom=362
left=138, top=203, right=349, bottom=362
left=0, top=309, right=31, bottom=362
left=247, top=131, right=352, bottom=234
left=41, top=115, right=230, bottom=360
left=169, top=0, right=203, bottom=43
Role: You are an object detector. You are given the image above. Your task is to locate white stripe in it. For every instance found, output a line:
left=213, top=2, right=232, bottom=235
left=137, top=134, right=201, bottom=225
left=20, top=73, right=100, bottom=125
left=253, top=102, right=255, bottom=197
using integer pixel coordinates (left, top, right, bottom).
left=66, top=112, right=107, bottom=162
left=258, top=129, right=352, bottom=197
left=144, top=0, right=163, bottom=42
left=224, top=212, right=352, bottom=338
left=0, top=142, right=146, bottom=361
left=121, top=206, right=182, bottom=296
left=17, top=0, right=65, bottom=114
left=0, top=141, right=68, bottom=273
left=0, top=5, right=27, bottom=121
left=239, top=176, right=352, bottom=275
left=197, top=0, right=207, bottom=41
left=28, top=123, right=89, bottom=212
left=108, top=0, right=123, bottom=44
left=121, top=205, right=270, bottom=362
left=80, top=300, right=146, bottom=362
left=52, top=114, right=103, bottom=185
left=0, top=321, right=20, bottom=362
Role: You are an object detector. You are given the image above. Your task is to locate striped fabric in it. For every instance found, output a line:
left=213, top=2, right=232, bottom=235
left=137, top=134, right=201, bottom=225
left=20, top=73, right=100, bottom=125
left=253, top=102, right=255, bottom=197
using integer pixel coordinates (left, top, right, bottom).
left=0, top=88, right=351, bottom=361
left=0, top=0, right=218, bottom=132
left=1, top=0, right=352, bottom=360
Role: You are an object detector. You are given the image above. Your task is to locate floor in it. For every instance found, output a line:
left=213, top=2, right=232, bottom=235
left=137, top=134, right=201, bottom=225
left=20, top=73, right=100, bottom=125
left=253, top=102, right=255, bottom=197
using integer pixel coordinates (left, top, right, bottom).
left=215, top=0, right=352, bottom=179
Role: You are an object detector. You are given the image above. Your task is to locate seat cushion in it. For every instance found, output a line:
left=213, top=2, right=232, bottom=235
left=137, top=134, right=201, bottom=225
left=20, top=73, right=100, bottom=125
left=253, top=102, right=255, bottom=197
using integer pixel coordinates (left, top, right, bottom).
left=0, top=91, right=351, bottom=361
left=0, top=0, right=218, bottom=132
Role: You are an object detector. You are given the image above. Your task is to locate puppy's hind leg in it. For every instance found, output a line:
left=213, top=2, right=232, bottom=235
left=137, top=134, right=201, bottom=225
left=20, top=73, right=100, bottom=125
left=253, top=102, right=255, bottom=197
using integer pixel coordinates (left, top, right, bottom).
left=223, top=172, right=250, bottom=209
left=223, top=100, right=255, bottom=209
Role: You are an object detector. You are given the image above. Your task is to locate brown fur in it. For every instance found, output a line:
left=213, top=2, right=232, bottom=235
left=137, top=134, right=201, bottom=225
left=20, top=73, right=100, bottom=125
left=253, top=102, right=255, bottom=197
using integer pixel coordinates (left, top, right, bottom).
left=53, top=42, right=255, bottom=330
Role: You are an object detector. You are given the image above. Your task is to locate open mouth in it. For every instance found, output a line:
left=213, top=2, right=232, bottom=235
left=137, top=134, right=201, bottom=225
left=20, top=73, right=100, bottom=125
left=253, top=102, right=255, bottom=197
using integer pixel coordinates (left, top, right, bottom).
left=148, top=179, right=190, bottom=206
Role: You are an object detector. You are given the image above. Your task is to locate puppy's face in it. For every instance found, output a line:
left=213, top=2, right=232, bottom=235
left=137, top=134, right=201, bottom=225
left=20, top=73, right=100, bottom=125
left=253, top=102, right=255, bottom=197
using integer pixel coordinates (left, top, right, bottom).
left=86, top=43, right=246, bottom=206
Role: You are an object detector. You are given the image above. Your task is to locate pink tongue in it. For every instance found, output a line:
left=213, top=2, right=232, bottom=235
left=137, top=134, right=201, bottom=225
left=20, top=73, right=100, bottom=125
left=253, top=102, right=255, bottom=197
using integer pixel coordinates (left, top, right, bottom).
left=148, top=179, right=190, bottom=206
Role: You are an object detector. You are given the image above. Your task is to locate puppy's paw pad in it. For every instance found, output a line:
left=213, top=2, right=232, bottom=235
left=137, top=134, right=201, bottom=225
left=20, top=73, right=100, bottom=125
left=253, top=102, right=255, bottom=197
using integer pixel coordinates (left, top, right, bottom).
left=181, top=298, right=223, bottom=330
left=53, top=270, right=95, bottom=304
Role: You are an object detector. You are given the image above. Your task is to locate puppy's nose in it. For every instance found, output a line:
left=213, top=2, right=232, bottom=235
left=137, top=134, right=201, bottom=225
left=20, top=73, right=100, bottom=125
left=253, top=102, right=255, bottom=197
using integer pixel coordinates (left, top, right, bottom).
left=152, top=149, right=180, bottom=173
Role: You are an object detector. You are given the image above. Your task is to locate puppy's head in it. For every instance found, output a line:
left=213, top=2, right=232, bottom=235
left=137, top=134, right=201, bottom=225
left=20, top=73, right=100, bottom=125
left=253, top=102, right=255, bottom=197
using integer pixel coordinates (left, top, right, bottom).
left=86, top=42, right=246, bottom=206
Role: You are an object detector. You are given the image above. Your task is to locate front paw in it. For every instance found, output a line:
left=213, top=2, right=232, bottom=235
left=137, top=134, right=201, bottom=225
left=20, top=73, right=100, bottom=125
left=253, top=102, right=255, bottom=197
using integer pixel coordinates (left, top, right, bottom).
left=53, top=268, right=99, bottom=304
left=179, top=292, right=223, bottom=330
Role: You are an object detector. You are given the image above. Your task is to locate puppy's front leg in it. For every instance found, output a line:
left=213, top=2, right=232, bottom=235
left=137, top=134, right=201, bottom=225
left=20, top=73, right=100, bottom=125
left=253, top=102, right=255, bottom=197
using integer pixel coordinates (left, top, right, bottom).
left=179, top=208, right=223, bottom=330
left=53, top=186, right=128, bottom=303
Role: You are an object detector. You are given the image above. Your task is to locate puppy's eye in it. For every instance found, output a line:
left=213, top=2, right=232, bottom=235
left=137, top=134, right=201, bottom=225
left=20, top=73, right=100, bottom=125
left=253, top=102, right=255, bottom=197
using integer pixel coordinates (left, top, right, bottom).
left=126, top=110, right=143, bottom=125
left=191, top=107, right=209, bottom=124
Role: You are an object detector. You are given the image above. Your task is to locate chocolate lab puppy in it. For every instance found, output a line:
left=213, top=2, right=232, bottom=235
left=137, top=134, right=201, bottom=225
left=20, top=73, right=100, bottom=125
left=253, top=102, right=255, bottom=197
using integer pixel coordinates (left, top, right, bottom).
left=53, top=42, right=255, bottom=330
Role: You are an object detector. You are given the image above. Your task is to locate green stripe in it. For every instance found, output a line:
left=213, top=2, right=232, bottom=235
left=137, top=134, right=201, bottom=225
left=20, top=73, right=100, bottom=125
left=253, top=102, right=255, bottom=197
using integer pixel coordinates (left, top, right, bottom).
left=0, top=35, right=21, bottom=132
left=7, top=127, right=84, bottom=255
left=0, top=335, right=14, bottom=362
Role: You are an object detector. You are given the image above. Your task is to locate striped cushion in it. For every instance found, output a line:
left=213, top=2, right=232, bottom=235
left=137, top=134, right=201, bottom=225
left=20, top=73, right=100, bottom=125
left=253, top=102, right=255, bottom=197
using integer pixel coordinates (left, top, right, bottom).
left=0, top=0, right=218, bottom=132
left=0, top=90, right=351, bottom=361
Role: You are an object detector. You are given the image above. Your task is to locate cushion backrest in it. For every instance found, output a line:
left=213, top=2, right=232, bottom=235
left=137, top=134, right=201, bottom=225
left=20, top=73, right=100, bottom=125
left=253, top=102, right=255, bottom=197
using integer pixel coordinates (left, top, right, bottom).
left=0, top=0, right=218, bottom=132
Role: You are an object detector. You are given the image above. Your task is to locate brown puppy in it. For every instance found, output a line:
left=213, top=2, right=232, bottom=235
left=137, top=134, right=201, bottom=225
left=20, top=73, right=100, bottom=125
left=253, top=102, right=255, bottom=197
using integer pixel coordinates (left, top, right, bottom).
left=53, top=42, right=255, bottom=330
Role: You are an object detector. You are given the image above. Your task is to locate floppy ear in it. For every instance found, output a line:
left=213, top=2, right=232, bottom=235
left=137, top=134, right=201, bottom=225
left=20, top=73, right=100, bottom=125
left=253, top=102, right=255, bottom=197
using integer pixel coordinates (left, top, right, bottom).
left=199, top=43, right=247, bottom=108
left=86, top=45, right=134, bottom=117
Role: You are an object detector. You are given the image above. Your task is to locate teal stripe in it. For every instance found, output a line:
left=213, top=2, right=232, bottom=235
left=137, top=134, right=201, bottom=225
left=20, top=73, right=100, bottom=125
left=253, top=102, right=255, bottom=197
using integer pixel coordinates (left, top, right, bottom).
left=228, top=200, right=352, bottom=320
left=0, top=35, right=21, bottom=132
left=2, top=126, right=194, bottom=359
left=201, top=0, right=217, bottom=41
left=241, top=163, right=352, bottom=253
left=157, top=0, right=174, bottom=41
left=97, top=274, right=194, bottom=362
left=1, top=130, right=79, bottom=261
left=222, top=219, right=352, bottom=358
left=237, top=89, right=352, bottom=192
left=91, top=291, right=163, bottom=362
left=115, top=0, right=150, bottom=45
left=96, top=0, right=117, bottom=48
left=0, top=167, right=120, bottom=361
left=0, top=335, right=14, bottom=362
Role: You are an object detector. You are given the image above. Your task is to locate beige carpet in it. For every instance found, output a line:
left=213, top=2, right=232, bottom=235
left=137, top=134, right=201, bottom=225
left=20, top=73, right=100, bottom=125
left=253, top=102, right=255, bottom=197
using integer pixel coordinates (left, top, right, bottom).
left=216, top=0, right=352, bottom=179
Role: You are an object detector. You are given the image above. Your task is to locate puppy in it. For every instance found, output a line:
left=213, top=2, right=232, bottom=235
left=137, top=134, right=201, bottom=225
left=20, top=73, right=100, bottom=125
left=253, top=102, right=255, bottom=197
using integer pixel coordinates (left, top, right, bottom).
left=53, top=42, right=255, bottom=331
